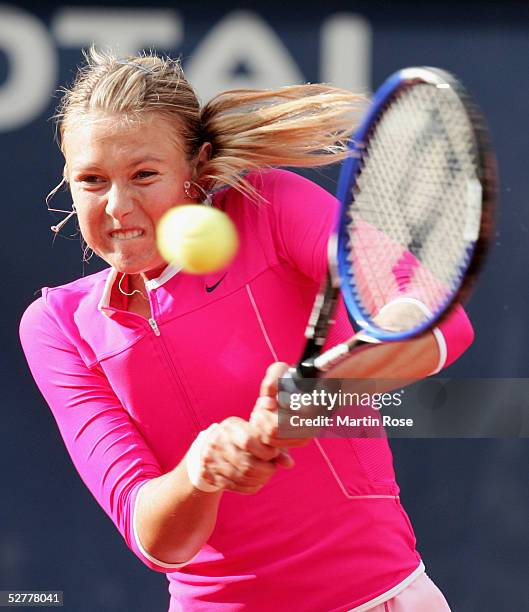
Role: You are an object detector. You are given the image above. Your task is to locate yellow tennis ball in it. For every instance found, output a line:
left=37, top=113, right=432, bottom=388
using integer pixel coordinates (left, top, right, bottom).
left=156, top=205, right=239, bottom=274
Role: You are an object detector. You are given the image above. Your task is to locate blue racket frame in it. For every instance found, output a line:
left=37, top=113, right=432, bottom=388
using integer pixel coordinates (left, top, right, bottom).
left=334, top=67, right=483, bottom=342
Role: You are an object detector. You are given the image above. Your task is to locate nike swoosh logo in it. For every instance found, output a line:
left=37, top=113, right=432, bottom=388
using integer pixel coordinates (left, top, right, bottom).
left=205, top=274, right=227, bottom=293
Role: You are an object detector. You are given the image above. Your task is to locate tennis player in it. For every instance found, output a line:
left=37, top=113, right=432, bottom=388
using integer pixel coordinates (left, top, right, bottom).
left=19, top=48, right=473, bottom=611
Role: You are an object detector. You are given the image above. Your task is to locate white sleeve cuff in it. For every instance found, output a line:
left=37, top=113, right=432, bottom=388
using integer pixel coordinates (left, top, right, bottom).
left=132, top=482, right=200, bottom=569
left=430, top=326, right=447, bottom=374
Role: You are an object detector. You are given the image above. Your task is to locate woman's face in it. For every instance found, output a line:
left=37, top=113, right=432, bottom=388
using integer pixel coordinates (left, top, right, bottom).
left=63, top=112, right=199, bottom=277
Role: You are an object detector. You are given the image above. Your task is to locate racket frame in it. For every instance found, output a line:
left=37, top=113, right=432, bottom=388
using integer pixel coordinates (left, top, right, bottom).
left=295, top=66, right=496, bottom=378
left=335, top=66, right=496, bottom=342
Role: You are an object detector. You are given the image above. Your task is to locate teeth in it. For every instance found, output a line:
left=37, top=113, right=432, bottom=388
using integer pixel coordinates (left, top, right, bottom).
left=111, top=229, right=144, bottom=240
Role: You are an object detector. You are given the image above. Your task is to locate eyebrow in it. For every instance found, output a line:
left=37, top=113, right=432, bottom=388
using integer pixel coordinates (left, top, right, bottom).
left=71, top=156, right=166, bottom=173
left=126, top=156, right=166, bottom=167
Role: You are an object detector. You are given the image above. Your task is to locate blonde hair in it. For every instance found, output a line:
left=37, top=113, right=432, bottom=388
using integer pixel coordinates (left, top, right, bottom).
left=55, top=47, right=364, bottom=198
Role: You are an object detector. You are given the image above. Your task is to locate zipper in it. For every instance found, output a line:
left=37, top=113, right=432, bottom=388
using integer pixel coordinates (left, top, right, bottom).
left=104, top=279, right=200, bottom=432
left=148, top=292, right=201, bottom=432
left=148, top=317, right=161, bottom=336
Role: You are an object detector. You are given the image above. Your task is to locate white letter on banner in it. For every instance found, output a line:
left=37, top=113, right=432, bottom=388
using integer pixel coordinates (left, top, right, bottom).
left=51, top=8, right=182, bottom=56
left=186, top=10, right=304, bottom=101
left=0, top=5, right=57, bottom=132
left=320, top=13, right=372, bottom=93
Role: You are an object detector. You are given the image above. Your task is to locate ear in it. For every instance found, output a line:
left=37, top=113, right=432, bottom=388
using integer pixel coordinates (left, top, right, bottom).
left=194, top=142, right=212, bottom=176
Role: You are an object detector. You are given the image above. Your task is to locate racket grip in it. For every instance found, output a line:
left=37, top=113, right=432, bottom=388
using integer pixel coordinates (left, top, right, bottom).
left=277, top=368, right=305, bottom=411
left=312, top=335, right=373, bottom=372
left=313, top=343, right=352, bottom=372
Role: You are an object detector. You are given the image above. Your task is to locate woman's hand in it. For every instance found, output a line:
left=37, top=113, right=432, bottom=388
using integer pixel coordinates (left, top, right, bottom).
left=250, top=362, right=311, bottom=453
left=194, top=416, right=289, bottom=495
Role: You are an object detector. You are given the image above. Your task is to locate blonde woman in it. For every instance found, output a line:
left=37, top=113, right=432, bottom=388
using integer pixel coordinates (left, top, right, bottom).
left=19, top=48, right=472, bottom=611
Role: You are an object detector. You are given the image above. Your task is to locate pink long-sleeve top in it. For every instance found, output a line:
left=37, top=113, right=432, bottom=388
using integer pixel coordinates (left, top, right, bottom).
left=20, top=169, right=474, bottom=611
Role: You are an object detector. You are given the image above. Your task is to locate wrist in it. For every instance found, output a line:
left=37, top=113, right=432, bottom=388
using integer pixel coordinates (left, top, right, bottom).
left=185, top=423, right=222, bottom=492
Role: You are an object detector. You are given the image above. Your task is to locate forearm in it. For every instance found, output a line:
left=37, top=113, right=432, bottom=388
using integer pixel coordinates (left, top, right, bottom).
left=135, top=415, right=283, bottom=565
left=324, top=330, right=439, bottom=380
left=135, top=459, right=223, bottom=565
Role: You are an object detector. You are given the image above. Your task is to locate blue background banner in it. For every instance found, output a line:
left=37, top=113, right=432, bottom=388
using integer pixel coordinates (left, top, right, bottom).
left=2, top=2, right=529, bottom=610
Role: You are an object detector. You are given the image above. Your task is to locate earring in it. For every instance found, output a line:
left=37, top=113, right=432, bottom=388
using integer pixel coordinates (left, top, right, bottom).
left=82, top=244, right=94, bottom=263
left=49, top=203, right=77, bottom=234
left=183, top=180, right=212, bottom=206
left=46, top=177, right=78, bottom=234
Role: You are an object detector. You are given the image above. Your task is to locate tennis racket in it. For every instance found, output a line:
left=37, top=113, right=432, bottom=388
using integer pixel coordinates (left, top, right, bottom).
left=281, top=66, right=496, bottom=395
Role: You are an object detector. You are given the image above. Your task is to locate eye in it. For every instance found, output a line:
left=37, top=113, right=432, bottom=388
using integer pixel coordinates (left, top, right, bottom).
left=79, top=175, right=106, bottom=185
left=134, top=170, right=157, bottom=180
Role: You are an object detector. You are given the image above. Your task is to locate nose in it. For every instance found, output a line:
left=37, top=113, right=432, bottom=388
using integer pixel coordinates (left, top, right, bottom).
left=105, top=183, right=134, bottom=220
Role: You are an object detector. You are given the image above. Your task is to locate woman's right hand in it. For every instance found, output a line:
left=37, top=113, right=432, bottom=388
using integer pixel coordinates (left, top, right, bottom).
left=190, top=417, right=292, bottom=495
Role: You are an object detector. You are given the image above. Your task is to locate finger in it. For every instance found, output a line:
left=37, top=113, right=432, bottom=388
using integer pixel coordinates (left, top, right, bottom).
left=203, top=454, right=259, bottom=489
left=251, top=398, right=311, bottom=450
left=224, top=459, right=276, bottom=489
left=250, top=410, right=281, bottom=448
left=221, top=479, right=266, bottom=495
left=275, top=450, right=295, bottom=469
left=259, top=436, right=311, bottom=448
left=244, top=433, right=282, bottom=462
left=250, top=399, right=279, bottom=433
left=207, top=471, right=263, bottom=495
left=253, top=395, right=279, bottom=414
left=205, top=441, right=277, bottom=484
left=220, top=417, right=281, bottom=461
left=259, top=362, right=290, bottom=397
left=227, top=453, right=277, bottom=484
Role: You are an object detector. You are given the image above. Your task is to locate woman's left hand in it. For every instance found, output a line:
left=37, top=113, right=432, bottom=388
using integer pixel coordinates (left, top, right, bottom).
left=250, top=362, right=311, bottom=452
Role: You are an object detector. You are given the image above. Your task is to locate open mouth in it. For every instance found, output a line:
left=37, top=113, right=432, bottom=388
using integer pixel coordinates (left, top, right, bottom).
left=110, top=229, right=145, bottom=240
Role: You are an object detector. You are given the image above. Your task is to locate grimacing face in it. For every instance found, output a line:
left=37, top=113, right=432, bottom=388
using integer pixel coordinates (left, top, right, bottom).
left=63, top=112, right=203, bottom=278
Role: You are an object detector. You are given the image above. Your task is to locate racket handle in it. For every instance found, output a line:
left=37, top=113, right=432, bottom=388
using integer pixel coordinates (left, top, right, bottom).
left=278, top=334, right=374, bottom=409
left=312, top=333, right=377, bottom=373
left=312, top=342, right=352, bottom=372
left=278, top=368, right=306, bottom=410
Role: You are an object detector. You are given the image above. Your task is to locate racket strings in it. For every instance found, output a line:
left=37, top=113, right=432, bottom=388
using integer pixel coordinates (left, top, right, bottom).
left=344, top=83, right=481, bottom=329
